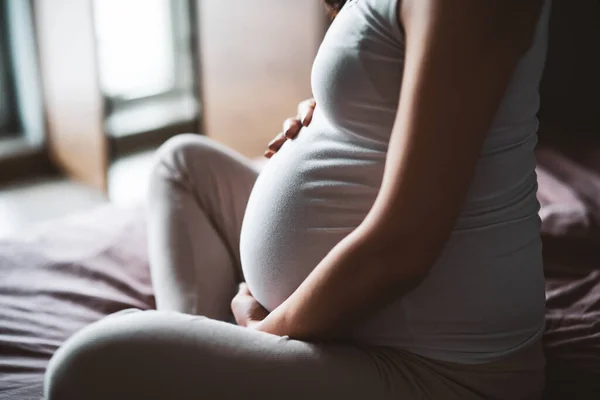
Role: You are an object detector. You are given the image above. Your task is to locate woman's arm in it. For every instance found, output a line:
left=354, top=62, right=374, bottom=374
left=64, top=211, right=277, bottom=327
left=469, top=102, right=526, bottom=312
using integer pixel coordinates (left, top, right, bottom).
left=257, top=0, right=543, bottom=340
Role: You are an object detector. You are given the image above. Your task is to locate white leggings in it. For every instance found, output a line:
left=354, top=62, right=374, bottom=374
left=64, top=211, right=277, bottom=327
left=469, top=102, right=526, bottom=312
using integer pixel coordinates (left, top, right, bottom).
left=44, top=134, right=545, bottom=400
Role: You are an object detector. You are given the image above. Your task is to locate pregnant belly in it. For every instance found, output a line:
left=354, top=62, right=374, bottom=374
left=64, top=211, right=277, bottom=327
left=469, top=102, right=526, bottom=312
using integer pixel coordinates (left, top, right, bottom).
left=239, top=127, right=385, bottom=311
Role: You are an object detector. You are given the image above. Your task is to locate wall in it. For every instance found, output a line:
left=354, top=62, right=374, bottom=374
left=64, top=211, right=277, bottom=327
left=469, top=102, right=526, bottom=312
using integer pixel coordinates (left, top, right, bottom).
left=539, top=0, right=600, bottom=138
left=197, top=0, right=327, bottom=157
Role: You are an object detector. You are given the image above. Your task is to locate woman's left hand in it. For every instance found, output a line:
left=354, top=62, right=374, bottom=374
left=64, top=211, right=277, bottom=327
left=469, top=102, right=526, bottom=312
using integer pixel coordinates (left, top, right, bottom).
left=231, top=283, right=269, bottom=329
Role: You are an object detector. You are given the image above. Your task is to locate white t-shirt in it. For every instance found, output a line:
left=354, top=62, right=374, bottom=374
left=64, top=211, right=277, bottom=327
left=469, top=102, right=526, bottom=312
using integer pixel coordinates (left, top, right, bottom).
left=240, top=0, right=551, bottom=364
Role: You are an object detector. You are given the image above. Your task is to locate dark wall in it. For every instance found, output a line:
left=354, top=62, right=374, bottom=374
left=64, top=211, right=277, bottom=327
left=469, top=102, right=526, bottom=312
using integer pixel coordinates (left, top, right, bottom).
left=539, top=0, right=600, bottom=139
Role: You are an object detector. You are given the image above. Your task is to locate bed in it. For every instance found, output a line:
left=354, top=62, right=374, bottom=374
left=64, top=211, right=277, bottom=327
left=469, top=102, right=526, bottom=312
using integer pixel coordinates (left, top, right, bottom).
left=0, top=206, right=154, bottom=400
left=1, top=140, right=600, bottom=400
left=536, top=139, right=600, bottom=399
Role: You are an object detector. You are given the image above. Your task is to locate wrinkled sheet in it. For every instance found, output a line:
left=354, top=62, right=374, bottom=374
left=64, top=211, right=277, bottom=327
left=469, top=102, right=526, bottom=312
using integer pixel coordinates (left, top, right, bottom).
left=0, top=206, right=153, bottom=400
left=537, top=144, right=600, bottom=399
left=544, top=257, right=600, bottom=399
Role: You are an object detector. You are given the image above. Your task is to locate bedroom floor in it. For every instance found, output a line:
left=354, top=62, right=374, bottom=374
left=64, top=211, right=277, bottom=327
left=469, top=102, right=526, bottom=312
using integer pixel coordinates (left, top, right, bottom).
left=0, top=150, right=156, bottom=238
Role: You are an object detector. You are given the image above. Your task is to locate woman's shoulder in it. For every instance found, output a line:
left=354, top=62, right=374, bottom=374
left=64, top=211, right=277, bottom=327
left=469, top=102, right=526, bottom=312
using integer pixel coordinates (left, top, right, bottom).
left=336, top=0, right=404, bottom=44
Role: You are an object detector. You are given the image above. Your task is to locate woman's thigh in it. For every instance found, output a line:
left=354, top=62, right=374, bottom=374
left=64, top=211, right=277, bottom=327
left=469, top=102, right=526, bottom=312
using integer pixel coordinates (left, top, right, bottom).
left=45, top=310, right=545, bottom=400
left=44, top=310, right=406, bottom=400
left=148, top=134, right=260, bottom=317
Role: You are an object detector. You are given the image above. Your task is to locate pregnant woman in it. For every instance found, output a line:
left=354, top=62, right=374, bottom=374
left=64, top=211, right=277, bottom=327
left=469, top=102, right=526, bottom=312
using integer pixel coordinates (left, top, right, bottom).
left=45, top=0, right=551, bottom=399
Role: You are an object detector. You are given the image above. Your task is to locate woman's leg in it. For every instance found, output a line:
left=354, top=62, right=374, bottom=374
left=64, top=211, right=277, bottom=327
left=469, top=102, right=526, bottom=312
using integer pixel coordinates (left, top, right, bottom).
left=44, top=310, right=403, bottom=400
left=147, top=134, right=259, bottom=320
left=44, top=310, right=545, bottom=400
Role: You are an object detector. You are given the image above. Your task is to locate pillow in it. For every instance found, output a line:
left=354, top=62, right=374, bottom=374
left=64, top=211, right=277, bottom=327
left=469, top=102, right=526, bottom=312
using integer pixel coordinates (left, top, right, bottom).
left=536, top=164, right=591, bottom=237
left=537, top=147, right=600, bottom=237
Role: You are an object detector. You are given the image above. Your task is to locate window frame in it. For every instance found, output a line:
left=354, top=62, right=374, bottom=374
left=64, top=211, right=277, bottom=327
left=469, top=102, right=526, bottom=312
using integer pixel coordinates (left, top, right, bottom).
left=0, top=0, right=202, bottom=186
left=0, top=0, right=56, bottom=186
left=91, top=0, right=200, bottom=149
left=0, top=2, right=20, bottom=137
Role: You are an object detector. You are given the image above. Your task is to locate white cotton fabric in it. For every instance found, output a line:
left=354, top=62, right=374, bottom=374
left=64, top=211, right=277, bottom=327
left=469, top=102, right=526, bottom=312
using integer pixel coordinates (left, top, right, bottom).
left=240, top=0, right=552, bottom=364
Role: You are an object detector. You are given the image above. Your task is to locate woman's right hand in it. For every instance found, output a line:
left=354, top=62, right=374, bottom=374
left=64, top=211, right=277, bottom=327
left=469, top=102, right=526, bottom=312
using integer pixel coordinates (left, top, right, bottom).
left=264, top=98, right=316, bottom=159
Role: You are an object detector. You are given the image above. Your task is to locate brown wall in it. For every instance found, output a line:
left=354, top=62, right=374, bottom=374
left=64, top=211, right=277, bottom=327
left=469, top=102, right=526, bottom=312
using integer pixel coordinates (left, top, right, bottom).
left=197, top=0, right=327, bottom=157
left=35, top=0, right=108, bottom=191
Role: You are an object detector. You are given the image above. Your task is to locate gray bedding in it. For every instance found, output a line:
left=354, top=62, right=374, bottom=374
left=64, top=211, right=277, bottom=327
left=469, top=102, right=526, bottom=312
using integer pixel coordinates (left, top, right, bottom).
left=0, top=206, right=153, bottom=399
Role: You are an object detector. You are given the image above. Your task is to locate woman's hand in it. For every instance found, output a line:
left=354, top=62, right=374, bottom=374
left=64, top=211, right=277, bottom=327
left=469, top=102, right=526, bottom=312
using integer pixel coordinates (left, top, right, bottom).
left=231, top=283, right=269, bottom=329
left=257, top=0, right=543, bottom=341
left=265, top=98, right=316, bottom=159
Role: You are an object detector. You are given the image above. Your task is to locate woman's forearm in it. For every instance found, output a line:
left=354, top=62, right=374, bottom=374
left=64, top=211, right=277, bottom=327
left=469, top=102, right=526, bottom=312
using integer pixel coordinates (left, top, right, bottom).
left=256, top=229, right=426, bottom=340
left=257, top=0, right=542, bottom=342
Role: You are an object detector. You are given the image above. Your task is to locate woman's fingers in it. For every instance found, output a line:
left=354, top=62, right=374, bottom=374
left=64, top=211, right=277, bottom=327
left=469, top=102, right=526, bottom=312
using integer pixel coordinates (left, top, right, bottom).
left=265, top=132, right=285, bottom=158
left=283, top=117, right=302, bottom=139
left=238, top=282, right=252, bottom=296
left=265, top=99, right=316, bottom=158
left=297, top=98, right=316, bottom=118
left=264, top=149, right=275, bottom=159
left=298, top=98, right=316, bottom=127
left=267, top=132, right=286, bottom=152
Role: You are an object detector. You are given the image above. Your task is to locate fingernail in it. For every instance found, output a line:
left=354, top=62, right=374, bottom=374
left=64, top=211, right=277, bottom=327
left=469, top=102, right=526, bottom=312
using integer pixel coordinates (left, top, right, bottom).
left=268, top=134, right=284, bottom=151
left=264, top=150, right=274, bottom=159
left=300, top=111, right=308, bottom=126
left=301, top=112, right=312, bottom=127
left=283, top=125, right=293, bottom=139
left=284, top=121, right=300, bottom=139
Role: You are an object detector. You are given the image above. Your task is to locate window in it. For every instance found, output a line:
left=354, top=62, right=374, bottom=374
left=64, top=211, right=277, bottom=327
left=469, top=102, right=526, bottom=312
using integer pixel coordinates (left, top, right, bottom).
left=0, top=0, right=43, bottom=145
left=0, top=0, right=46, bottom=184
left=0, top=3, right=19, bottom=137
left=93, top=0, right=198, bottom=138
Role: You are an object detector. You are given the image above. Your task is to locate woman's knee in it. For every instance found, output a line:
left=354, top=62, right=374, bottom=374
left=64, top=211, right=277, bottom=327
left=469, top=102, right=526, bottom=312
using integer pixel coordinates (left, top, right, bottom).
left=45, top=310, right=146, bottom=400
left=45, top=310, right=222, bottom=400
left=151, top=134, right=224, bottom=183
